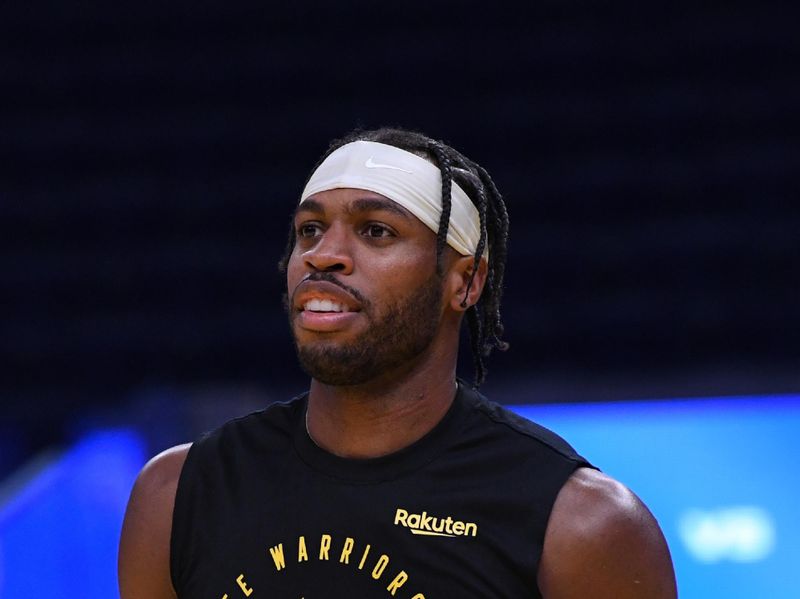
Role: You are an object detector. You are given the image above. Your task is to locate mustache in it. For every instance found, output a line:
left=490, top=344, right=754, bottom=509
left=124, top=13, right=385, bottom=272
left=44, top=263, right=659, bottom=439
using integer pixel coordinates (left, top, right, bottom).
left=284, top=272, right=369, bottom=311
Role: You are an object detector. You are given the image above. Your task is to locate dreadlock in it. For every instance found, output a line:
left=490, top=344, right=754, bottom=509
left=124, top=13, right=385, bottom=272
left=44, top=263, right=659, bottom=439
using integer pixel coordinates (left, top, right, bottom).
left=279, top=127, right=510, bottom=387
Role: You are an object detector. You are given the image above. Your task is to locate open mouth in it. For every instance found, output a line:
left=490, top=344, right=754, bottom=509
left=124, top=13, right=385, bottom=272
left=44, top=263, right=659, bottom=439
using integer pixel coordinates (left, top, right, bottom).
left=292, top=279, right=364, bottom=331
left=302, top=298, right=350, bottom=313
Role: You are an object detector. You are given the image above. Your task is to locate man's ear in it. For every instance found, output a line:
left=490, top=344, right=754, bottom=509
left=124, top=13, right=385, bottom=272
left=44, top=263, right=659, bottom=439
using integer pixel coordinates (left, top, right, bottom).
left=447, top=255, right=488, bottom=312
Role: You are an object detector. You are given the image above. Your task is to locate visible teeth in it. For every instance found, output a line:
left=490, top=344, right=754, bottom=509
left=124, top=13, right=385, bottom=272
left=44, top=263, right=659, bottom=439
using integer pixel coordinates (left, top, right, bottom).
left=304, top=298, right=348, bottom=312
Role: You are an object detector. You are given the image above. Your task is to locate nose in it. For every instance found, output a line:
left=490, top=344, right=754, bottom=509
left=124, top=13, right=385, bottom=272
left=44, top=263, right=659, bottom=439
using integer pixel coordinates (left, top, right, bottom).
left=303, top=223, right=354, bottom=274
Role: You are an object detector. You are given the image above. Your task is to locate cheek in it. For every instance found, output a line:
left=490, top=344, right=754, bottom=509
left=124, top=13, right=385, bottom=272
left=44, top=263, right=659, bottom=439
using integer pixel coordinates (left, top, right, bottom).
left=364, top=234, right=435, bottom=271
left=362, top=248, right=428, bottom=278
left=285, top=249, right=305, bottom=291
left=359, top=251, right=438, bottom=301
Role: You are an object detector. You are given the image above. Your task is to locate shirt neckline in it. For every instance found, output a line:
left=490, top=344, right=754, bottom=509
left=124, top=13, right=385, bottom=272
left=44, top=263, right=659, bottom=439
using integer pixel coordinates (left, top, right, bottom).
left=292, top=381, right=469, bottom=483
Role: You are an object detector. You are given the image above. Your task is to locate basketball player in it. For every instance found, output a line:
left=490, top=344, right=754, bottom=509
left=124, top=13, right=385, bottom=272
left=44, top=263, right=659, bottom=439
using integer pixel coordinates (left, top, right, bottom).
left=119, top=128, right=677, bottom=598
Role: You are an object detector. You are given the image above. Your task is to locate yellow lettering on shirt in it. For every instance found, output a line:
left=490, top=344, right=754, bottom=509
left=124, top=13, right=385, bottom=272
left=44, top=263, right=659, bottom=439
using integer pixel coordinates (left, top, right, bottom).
left=236, top=574, right=253, bottom=596
left=340, top=537, right=355, bottom=564
left=319, top=534, right=331, bottom=560
left=269, top=543, right=286, bottom=571
left=358, top=543, right=371, bottom=570
left=386, top=570, right=409, bottom=595
left=372, top=554, right=389, bottom=579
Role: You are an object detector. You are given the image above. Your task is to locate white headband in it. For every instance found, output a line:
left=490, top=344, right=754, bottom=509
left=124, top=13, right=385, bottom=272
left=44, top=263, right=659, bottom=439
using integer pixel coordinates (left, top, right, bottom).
left=300, top=140, right=483, bottom=257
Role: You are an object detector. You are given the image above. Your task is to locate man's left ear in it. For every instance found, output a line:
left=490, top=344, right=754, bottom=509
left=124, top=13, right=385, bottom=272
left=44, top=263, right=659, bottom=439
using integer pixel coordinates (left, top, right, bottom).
left=448, top=256, right=488, bottom=312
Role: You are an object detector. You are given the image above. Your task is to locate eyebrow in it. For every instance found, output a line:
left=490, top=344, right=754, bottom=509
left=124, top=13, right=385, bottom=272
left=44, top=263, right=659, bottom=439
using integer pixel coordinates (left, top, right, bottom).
left=293, top=196, right=413, bottom=220
left=348, top=197, right=412, bottom=220
left=294, top=198, right=325, bottom=218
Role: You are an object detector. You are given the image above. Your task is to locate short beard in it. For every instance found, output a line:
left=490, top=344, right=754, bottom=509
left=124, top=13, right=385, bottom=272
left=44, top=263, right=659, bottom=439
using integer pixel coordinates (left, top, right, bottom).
left=287, top=273, right=443, bottom=386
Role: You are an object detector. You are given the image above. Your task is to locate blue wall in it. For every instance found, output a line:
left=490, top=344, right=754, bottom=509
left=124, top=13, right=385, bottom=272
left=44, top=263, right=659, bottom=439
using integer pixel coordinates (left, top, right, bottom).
left=514, top=395, right=800, bottom=598
left=0, top=430, right=146, bottom=598
left=0, top=397, right=796, bottom=598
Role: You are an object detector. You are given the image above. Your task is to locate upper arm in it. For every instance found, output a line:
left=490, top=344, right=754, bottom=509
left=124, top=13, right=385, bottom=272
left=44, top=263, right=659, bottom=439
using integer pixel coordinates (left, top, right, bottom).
left=538, top=467, right=677, bottom=599
left=118, top=443, right=191, bottom=599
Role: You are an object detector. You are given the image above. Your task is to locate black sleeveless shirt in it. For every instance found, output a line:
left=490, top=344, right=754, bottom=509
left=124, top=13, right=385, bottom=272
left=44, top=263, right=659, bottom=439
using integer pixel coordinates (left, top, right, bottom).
left=171, top=383, right=591, bottom=599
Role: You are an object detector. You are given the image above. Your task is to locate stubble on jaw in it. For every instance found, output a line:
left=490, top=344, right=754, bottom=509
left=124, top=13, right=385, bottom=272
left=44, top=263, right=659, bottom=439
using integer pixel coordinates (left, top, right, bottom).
left=284, top=273, right=444, bottom=386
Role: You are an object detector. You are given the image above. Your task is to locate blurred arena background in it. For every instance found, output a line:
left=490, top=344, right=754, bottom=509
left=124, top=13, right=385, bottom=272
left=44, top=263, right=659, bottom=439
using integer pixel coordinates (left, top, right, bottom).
left=1, top=1, right=798, bottom=597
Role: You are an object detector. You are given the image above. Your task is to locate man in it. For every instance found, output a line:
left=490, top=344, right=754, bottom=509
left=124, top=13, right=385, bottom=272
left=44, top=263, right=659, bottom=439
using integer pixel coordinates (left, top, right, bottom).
left=119, top=128, right=677, bottom=598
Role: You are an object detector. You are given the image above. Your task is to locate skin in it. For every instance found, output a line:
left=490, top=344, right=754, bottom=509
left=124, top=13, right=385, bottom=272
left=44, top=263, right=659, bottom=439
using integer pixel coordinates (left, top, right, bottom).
left=119, top=188, right=677, bottom=598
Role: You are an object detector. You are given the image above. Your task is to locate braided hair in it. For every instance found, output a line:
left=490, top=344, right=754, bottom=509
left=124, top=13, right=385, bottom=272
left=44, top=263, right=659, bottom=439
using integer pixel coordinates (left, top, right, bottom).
left=280, top=127, right=510, bottom=387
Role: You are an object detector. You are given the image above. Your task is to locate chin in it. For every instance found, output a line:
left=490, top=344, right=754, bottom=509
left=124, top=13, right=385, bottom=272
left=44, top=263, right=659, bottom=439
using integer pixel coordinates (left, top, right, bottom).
left=295, top=343, right=381, bottom=387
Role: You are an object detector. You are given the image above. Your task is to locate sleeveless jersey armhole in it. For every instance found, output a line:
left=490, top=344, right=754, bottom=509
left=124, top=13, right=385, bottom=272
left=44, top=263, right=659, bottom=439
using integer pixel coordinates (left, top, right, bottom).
left=169, top=439, right=204, bottom=595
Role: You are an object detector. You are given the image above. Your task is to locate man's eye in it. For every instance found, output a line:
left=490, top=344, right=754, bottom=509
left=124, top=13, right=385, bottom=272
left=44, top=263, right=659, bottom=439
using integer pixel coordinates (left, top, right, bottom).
left=363, top=224, right=393, bottom=238
left=297, top=223, right=322, bottom=238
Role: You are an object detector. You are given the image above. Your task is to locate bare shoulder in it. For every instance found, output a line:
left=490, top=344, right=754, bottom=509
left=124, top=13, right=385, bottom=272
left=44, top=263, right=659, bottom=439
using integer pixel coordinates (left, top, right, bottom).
left=118, top=443, right=192, bottom=599
left=131, top=443, right=192, bottom=498
left=538, top=467, right=677, bottom=599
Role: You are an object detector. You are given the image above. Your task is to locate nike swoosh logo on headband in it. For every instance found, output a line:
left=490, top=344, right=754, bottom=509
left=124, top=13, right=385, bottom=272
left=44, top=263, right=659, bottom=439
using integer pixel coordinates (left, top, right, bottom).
left=365, top=157, right=413, bottom=173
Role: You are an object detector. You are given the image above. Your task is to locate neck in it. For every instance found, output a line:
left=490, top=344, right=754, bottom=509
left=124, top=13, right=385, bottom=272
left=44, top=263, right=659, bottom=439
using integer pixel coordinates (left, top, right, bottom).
left=305, top=351, right=459, bottom=459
